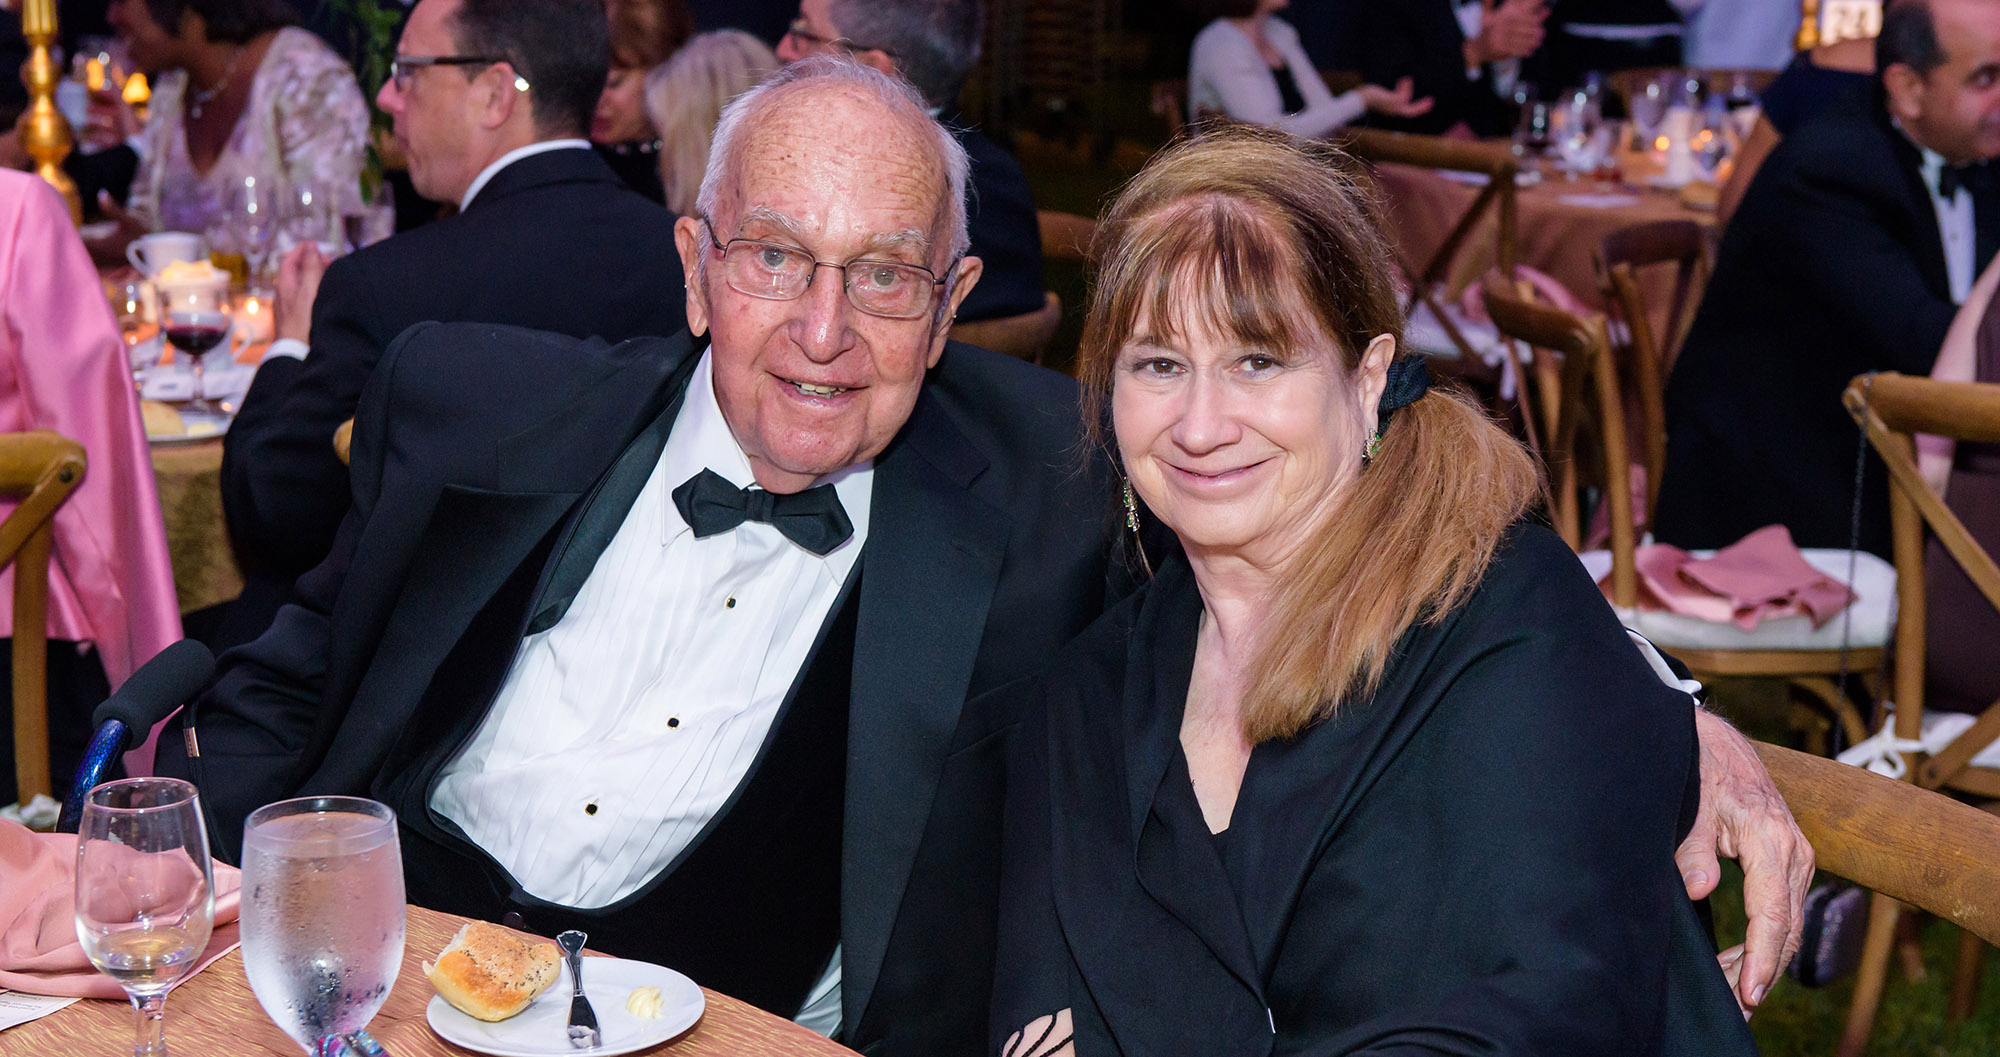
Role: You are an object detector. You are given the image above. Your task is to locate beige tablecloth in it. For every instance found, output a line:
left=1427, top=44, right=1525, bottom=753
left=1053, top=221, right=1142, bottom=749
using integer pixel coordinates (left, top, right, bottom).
left=7, top=903, right=861, bottom=1056
left=1370, top=159, right=1716, bottom=310
left=150, top=438, right=243, bottom=614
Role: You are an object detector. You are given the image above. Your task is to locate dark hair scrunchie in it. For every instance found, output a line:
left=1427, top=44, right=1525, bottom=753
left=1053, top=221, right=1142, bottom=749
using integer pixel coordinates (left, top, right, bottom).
left=1375, top=357, right=1431, bottom=429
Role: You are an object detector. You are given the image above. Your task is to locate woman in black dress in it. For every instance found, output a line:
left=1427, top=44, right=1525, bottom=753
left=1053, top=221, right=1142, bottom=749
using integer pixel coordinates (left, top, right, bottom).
left=991, top=125, right=1760, bottom=1057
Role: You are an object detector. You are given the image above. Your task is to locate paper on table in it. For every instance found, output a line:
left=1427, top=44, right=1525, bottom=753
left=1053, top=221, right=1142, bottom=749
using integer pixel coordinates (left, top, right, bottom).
left=0, top=989, right=79, bottom=1032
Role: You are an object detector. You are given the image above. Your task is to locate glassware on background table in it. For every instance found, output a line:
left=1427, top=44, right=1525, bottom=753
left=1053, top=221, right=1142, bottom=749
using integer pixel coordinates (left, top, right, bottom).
left=1627, top=71, right=1673, bottom=153
left=239, top=796, right=405, bottom=1057
left=113, top=278, right=161, bottom=376
left=1696, top=93, right=1736, bottom=180
left=158, top=280, right=232, bottom=417
left=223, top=175, right=277, bottom=286
left=1513, top=89, right=1551, bottom=158
left=281, top=182, right=341, bottom=257
left=74, top=777, right=217, bottom=1057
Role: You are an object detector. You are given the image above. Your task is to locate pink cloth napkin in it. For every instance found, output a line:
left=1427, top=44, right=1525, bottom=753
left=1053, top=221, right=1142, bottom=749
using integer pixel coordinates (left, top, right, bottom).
left=0, top=820, right=241, bottom=998
left=1610, top=524, right=1858, bottom=630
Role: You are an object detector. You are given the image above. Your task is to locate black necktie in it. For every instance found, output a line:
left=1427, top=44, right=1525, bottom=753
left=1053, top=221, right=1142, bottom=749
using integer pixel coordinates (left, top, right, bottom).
left=671, top=468, right=853, bottom=556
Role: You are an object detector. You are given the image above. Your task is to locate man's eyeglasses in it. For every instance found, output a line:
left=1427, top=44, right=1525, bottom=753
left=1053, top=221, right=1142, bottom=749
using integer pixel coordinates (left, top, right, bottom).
left=782, top=18, right=893, bottom=57
left=388, top=55, right=523, bottom=93
left=701, top=217, right=948, bottom=320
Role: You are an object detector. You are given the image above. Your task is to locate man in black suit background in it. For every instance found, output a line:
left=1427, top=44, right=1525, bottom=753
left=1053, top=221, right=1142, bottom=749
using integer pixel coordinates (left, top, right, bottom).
left=217, top=0, right=686, bottom=645
left=1347, top=0, right=1547, bottom=136
left=1655, top=0, right=2000, bottom=556
left=776, top=0, right=1046, bottom=324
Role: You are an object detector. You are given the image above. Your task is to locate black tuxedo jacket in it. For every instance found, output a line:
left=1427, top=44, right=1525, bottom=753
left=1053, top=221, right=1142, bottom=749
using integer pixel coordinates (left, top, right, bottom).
left=221, top=147, right=687, bottom=586
left=162, top=324, right=1122, bottom=1056
left=1348, top=0, right=1510, bottom=137
left=1655, top=83, right=2000, bottom=556
left=952, top=123, right=1046, bottom=323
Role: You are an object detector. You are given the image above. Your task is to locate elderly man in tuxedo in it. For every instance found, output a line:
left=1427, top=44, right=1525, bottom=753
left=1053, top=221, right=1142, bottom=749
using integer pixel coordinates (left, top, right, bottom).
left=217, top=0, right=686, bottom=646
left=1657, top=0, right=2000, bottom=556
left=161, top=57, right=1812, bottom=1056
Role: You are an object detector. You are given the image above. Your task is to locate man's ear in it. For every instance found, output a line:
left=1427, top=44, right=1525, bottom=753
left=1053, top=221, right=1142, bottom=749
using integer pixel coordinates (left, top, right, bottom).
left=674, top=215, right=711, bottom=337
left=1883, top=63, right=1927, bottom=126
left=476, top=62, right=526, bottom=131
left=853, top=48, right=898, bottom=81
left=928, top=254, right=983, bottom=367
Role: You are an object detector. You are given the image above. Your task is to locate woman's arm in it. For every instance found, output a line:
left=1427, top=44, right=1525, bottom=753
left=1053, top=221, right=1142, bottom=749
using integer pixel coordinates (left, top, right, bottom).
left=1191, top=22, right=1365, bottom=137
left=1918, top=253, right=2000, bottom=492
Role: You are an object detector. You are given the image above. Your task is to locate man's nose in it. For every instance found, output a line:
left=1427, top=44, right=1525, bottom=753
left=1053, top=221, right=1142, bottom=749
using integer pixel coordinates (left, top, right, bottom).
left=375, top=79, right=401, bottom=114
left=795, top=264, right=853, bottom=361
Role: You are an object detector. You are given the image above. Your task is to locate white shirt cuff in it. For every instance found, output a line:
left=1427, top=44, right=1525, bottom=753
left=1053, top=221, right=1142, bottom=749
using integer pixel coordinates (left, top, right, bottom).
left=264, top=338, right=309, bottom=362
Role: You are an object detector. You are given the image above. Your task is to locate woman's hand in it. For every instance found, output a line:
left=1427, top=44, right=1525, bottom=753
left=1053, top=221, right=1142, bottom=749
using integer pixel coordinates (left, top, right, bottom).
left=81, top=85, right=143, bottom=150
left=1356, top=78, right=1435, bottom=120
left=83, top=191, right=148, bottom=267
left=1003, top=1009, right=1074, bottom=1057
left=1465, top=0, right=1549, bottom=66
left=1679, top=709, right=1812, bottom=1015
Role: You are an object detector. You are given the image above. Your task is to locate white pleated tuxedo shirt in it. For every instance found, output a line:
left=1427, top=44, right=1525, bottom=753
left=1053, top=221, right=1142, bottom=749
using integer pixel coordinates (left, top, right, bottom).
left=430, top=350, right=871, bottom=914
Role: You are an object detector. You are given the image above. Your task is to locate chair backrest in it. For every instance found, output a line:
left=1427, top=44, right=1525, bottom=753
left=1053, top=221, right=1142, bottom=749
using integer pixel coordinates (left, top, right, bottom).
left=949, top=291, right=1063, bottom=364
left=1150, top=79, right=1188, bottom=139
left=1037, top=210, right=1096, bottom=264
left=0, top=431, right=86, bottom=804
left=1844, top=372, right=2000, bottom=796
left=334, top=418, right=354, bottom=467
left=1755, top=740, right=2000, bottom=946
left=1597, top=218, right=1711, bottom=523
left=1480, top=282, right=1622, bottom=563
left=1336, top=128, right=1519, bottom=363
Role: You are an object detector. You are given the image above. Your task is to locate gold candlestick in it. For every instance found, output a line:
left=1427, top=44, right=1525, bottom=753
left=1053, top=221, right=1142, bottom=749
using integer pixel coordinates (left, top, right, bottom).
left=20, top=0, right=81, bottom=224
left=1797, top=0, right=1822, bottom=51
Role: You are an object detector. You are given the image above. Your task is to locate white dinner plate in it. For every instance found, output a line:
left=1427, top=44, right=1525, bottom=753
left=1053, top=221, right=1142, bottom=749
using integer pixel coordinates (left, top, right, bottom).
left=424, top=955, right=704, bottom=1057
left=147, top=415, right=229, bottom=445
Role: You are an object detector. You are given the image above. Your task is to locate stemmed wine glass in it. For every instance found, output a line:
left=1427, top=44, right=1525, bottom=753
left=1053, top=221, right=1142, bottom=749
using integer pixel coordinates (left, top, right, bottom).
left=74, top=777, right=216, bottom=1057
left=239, top=796, right=405, bottom=1057
left=226, top=175, right=277, bottom=286
left=281, top=182, right=339, bottom=257
left=158, top=280, right=232, bottom=417
left=112, top=278, right=160, bottom=379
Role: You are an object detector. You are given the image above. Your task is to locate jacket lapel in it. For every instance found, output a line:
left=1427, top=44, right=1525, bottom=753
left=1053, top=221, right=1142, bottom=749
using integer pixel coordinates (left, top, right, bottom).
left=840, top=386, right=1010, bottom=1031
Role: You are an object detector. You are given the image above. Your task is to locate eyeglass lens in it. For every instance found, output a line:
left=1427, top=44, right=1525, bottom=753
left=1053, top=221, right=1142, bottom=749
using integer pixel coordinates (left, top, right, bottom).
left=720, top=240, right=937, bottom=319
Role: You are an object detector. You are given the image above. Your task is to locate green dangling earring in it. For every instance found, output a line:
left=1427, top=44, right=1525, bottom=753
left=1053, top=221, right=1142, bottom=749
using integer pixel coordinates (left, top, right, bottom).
left=1363, top=429, right=1382, bottom=465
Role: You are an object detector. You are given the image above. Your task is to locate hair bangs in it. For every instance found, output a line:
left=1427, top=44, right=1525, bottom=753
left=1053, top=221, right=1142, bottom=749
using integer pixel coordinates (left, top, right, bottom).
left=1127, top=197, right=1325, bottom=361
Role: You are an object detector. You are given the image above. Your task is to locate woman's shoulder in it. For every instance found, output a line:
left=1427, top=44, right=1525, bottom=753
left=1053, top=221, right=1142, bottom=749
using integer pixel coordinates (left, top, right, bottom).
left=1190, top=18, right=1248, bottom=59
left=262, top=27, right=360, bottom=87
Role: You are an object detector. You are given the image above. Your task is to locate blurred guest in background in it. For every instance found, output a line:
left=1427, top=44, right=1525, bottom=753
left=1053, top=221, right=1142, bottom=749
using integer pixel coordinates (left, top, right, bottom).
left=776, top=0, right=1045, bottom=324
left=644, top=28, right=778, bottom=217
left=88, top=0, right=371, bottom=259
left=1716, top=30, right=1877, bottom=227
left=594, top=0, right=694, bottom=202
left=0, top=170, right=181, bottom=806
left=217, top=0, right=685, bottom=650
left=1680, top=0, right=1800, bottom=71
left=1533, top=0, right=1686, bottom=92
left=1347, top=0, right=1548, bottom=136
left=1187, top=0, right=1434, bottom=137
left=1657, top=0, right=2000, bottom=557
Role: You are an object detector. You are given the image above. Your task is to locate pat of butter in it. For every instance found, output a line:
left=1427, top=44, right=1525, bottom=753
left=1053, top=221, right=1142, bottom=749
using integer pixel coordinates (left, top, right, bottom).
left=625, top=986, right=663, bottom=1019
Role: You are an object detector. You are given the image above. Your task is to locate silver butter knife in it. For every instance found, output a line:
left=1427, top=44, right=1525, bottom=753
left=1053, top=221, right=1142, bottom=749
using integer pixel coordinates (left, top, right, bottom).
left=557, top=930, right=602, bottom=1049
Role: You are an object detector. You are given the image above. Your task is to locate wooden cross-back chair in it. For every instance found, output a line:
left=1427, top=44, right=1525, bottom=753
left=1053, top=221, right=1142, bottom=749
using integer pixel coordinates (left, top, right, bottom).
left=0, top=431, right=85, bottom=806
left=1484, top=284, right=1887, bottom=752
left=1596, top=218, right=1713, bottom=527
left=1841, top=372, right=2000, bottom=1055
left=948, top=210, right=1100, bottom=366
left=1337, top=128, right=1520, bottom=367
left=1754, top=739, right=2000, bottom=1056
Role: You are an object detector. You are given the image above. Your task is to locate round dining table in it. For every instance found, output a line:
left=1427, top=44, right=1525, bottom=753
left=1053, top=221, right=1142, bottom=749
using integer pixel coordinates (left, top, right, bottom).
left=9, top=903, right=861, bottom=1056
left=150, top=437, right=242, bottom=614
left=1368, top=155, right=1718, bottom=311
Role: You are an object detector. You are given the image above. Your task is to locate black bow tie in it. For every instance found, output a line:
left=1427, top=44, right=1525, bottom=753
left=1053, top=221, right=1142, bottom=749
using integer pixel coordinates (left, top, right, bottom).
left=1938, top=161, right=1994, bottom=200
left=671, top=468, right=853, bottom=556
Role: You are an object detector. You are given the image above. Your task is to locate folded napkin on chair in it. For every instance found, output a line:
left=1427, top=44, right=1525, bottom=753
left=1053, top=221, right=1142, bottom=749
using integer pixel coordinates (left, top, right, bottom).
left=0, top=820, right=241, bottom=998
left=1615, top=524, right=1859, bottom=630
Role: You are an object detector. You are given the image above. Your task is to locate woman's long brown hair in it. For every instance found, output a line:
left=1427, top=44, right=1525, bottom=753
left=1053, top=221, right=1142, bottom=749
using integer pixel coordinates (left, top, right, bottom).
left=1077, top=126, right=1541, bottom=742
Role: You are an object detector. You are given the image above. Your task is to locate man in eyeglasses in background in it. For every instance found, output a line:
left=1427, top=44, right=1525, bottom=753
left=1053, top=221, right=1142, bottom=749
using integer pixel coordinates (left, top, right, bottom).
left=215, top=0, right=685, bottom=649
left=776, top=0, right=1048, bottom=326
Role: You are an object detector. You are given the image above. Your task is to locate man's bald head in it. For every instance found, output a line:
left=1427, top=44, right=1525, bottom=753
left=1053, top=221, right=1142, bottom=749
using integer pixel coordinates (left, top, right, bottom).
left=698, top=58, right=971, bottom=273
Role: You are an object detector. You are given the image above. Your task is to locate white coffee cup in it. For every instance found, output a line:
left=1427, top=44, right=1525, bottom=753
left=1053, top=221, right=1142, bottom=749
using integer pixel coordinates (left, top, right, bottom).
left=126, top=231, right=205, bottom=277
